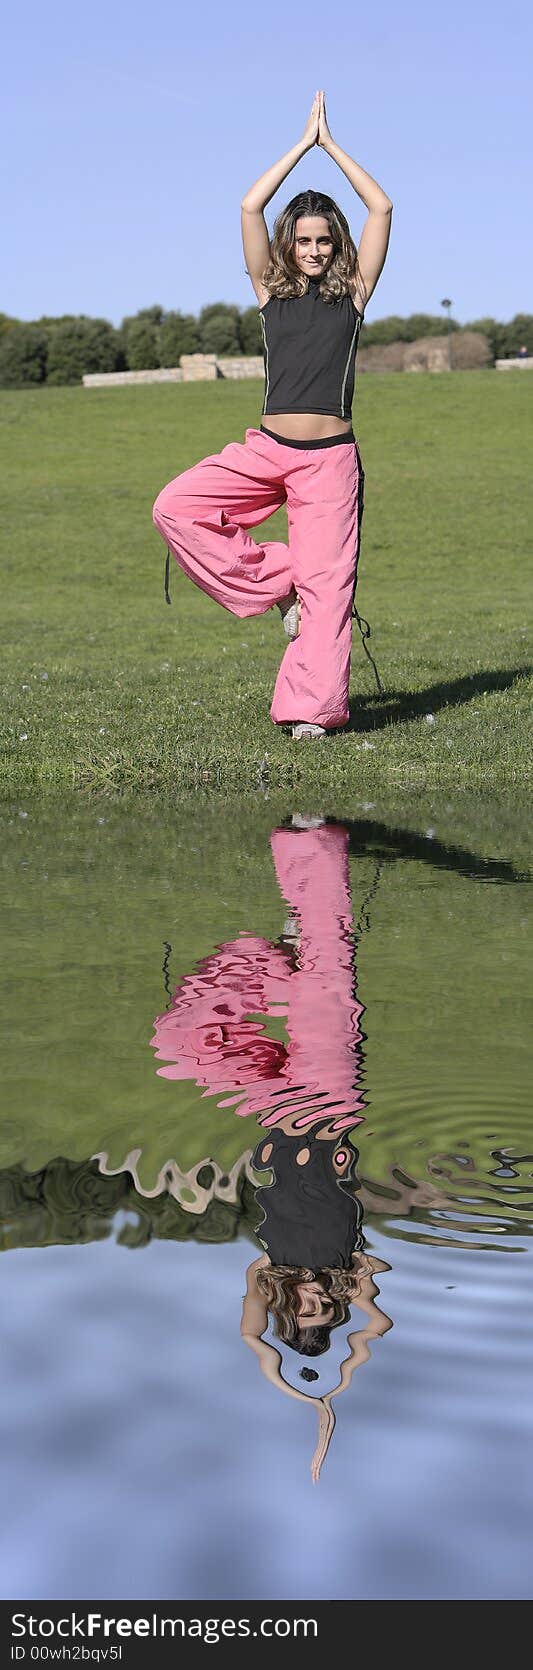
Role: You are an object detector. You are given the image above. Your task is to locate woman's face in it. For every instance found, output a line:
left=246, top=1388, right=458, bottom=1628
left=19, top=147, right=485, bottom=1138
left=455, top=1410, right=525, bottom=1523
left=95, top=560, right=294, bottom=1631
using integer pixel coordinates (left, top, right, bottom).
left=292, top=215, right=334, bottom=278
left=295, top=1280, right=334, bottom=1326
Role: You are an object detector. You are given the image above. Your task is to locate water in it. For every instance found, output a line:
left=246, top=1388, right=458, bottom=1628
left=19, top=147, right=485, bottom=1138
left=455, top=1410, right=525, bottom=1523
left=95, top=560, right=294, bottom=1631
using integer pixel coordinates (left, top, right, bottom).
left=0, top=793, right=531, bottom=1600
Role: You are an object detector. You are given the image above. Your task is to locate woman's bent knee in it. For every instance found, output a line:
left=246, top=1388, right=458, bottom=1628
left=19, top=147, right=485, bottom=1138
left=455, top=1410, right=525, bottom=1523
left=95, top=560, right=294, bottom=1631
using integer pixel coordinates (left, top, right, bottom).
left=153, top=485, right=177, bottom=529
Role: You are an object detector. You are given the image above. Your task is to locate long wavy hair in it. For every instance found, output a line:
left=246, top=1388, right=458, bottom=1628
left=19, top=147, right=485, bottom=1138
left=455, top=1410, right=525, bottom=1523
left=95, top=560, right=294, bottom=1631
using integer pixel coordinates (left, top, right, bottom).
left=256, top=1248, right=369, bottom=1358
left=258, top=189, right=366, bottom=309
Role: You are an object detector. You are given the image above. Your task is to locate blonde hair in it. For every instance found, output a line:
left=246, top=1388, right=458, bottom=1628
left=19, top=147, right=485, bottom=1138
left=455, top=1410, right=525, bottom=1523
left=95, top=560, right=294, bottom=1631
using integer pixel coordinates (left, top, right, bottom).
left=258, top=189, right=366, bottom=309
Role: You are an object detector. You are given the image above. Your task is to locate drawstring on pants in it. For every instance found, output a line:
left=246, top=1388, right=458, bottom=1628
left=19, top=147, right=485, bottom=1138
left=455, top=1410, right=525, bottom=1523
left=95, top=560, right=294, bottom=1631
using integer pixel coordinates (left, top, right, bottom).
left=164, top=549, right=171, bottom=605
left=351, top=602, right=384, bottom=696
left=164, top=548, right=384, bottom=696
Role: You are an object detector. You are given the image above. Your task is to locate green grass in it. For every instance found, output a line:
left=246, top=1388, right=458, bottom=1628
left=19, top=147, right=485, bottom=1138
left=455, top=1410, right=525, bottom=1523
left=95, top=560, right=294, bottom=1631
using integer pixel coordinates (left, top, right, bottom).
left=0, top=372, right=531, bottom=791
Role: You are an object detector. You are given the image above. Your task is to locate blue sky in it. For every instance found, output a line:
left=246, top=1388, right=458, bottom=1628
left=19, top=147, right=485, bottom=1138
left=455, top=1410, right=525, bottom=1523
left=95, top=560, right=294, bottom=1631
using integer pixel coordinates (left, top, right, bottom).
left=3, top=0, right=531, bottom=327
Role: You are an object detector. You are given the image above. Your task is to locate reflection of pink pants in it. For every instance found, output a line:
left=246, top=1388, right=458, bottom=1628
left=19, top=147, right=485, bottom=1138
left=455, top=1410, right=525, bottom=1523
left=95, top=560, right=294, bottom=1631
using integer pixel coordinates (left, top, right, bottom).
left=150, top=823, right=365, bottom=1132
left=152, top=426, right=364, bottom=728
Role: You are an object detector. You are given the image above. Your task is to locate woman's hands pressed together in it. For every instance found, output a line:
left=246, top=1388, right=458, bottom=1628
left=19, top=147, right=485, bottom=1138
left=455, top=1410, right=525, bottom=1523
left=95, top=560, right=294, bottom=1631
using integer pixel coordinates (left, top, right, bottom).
left=301, top=90, right=321, bottom=148
left=301, top=89, right=334, bottom=152
left=317, top=90, right=333, bottom=149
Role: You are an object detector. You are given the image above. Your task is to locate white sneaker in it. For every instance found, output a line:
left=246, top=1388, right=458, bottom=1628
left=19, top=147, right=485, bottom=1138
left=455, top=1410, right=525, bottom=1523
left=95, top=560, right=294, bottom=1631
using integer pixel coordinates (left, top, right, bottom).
left=277, top=589, right=301, bottom=639
left=282, top=914, right=299, bottom=938
left=291, top=722, right=327, bottom=741
left=291, top=815, right=326, bottom=828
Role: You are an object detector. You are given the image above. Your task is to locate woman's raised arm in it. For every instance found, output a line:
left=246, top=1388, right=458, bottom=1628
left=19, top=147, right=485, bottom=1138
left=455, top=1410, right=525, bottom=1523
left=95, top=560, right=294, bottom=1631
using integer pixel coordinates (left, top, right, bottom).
left=318, top=92, right=393, bottom=213
left=316, top=91, right=393, bottom=309
left=241, top=93, right=320, bottom=211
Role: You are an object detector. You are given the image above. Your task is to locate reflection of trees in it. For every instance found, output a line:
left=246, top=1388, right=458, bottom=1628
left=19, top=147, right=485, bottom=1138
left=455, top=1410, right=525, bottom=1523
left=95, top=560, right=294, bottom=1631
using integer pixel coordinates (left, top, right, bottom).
left=2, top=1150, right=522, bottom=1255
left=0, top=1154, right=259, bottom=1252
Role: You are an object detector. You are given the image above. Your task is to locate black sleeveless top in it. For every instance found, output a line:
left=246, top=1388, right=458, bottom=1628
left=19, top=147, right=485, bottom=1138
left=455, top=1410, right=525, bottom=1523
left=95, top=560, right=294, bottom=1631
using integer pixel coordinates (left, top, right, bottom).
left=259, top=276, right=364, bottom=420
left=251, top=1125, right=362, bottom=1270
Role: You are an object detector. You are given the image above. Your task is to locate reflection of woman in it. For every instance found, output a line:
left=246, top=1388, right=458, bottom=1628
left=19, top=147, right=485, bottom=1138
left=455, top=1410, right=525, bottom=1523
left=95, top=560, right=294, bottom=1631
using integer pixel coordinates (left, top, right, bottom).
left=151, top=814, right=392, bottom=1475
left=151, top=821, right=366, bottom=1132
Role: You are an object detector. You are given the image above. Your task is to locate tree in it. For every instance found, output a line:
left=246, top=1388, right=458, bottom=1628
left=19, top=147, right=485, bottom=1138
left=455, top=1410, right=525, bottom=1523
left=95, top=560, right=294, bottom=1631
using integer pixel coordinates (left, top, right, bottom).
left=118, top=306, right=165, bottom=368
left=499, top=313, right=533, bottom=357
left=34, top=314, right=80, bottom=326
left=463, top=318, right=502, bottom=361
left=238, top=305, right=263, bottom=355
left=198, top=302, right=241, bottom=326
left=198, top=310, right=241, bottom=356
left=0, top=312, right=19, bottom=340
left=121, top=305, right=164, bottom=331
left=0, top=323, right=48, bottom=387
left=46, top=318, right=122, bottom=385
left=197, top=303, right=242, bottom=355
left=403, top=313, right=460, bottom=341
left=159, top=311, right=201, bottom=365
left=125, top=319, right=161, bottom=370
left=361, top=315, right=410, bottom=347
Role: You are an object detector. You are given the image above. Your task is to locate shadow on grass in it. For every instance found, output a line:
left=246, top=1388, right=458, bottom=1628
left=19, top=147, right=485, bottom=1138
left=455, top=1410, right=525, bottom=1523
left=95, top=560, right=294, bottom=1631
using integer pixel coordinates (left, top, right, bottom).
left=347, top=665, right=532, bottom=733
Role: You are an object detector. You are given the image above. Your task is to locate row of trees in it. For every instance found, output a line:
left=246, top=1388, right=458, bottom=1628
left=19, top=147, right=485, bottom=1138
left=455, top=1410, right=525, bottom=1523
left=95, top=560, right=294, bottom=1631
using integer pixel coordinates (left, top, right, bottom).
left=0, top=302, right=531, bottom=388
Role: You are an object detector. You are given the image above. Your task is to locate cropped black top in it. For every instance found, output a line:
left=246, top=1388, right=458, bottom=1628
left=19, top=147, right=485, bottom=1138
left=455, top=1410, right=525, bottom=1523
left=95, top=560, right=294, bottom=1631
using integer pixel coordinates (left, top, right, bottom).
left=259, top=276, right=364, bottom=420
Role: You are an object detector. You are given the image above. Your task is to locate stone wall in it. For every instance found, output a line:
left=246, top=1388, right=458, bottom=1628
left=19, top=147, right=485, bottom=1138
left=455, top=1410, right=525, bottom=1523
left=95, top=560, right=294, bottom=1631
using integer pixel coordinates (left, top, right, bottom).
left=404, top=337, right=452, bottom=372
left=83, top=354, right=264, bottom=389
left=356, top=340, right=450, bottom=374
left=83, top=368, right=184, bottom=387
left=357, top=342, right=406, bottom=373
left=83, top=344, right=530, bottom=389
left=179, top=354, right=219, bottom=381
left=216, top=357, right=264, bottom=379
left=495, top=357, right=533, bottom=370
left=359, top=331, right=492, bottom=373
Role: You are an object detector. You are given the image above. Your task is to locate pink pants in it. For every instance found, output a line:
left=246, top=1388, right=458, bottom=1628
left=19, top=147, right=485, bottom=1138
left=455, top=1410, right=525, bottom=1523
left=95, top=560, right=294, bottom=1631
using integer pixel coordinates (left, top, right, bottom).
left=152, top=425, right=365, bottom=728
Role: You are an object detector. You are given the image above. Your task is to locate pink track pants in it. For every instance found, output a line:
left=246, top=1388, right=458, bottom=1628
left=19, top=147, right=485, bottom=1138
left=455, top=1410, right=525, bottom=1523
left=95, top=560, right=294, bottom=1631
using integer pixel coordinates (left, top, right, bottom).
left=152, top=425, right=365, bottom=729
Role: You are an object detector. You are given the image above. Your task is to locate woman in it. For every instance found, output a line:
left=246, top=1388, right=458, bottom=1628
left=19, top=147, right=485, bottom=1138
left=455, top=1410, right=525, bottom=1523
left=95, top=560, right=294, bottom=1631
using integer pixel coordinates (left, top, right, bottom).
left=152, top=90, right=393, bottom=740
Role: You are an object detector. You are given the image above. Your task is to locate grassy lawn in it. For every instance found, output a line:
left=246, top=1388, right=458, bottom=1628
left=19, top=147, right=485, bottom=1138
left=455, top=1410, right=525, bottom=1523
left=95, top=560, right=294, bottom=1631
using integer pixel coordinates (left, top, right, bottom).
left=0, top=372, right=531, bottom=792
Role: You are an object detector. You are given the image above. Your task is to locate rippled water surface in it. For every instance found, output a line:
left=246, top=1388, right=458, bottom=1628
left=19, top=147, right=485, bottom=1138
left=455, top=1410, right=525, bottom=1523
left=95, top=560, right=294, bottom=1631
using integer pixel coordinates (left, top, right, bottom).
left=0, top=793, right=531, bottom=1600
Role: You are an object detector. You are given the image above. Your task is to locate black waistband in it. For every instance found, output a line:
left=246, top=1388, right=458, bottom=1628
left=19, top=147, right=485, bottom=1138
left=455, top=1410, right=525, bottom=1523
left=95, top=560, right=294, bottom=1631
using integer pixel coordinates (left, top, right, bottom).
left=260, top=423, right=355, bottom=451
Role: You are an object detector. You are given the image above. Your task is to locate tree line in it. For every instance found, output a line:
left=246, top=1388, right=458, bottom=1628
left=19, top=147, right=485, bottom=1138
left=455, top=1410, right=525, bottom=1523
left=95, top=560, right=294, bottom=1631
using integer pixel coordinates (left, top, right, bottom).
left=0, top=302, right=531, bottom=388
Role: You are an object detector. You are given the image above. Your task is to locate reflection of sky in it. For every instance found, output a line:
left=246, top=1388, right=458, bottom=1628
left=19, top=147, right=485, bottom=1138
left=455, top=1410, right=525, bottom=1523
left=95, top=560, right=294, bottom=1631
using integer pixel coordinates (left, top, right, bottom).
left=1, top=1233, right=531, bottom=1601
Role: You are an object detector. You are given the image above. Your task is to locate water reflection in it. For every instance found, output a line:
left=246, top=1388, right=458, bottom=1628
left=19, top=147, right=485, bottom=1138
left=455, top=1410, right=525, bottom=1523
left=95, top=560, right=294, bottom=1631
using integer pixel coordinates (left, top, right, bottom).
left=104, top=810, right=529, bottom=1475
left=152, top=816, right=392, bottom=1477
left=151, top=820, right=367, bottom=1131
left=149, top=817, right=393, bottom=1475
left=243, top=1126, right=392, bottom=1480
left=1, top=797, right=530, bottom=1593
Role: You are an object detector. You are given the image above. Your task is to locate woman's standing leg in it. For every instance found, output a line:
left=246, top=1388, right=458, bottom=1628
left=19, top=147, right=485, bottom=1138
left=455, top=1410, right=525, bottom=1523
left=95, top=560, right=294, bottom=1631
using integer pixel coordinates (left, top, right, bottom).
left=270, top=440, right=364, bottom=728
left=152, top=427, right=294, bottom=618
